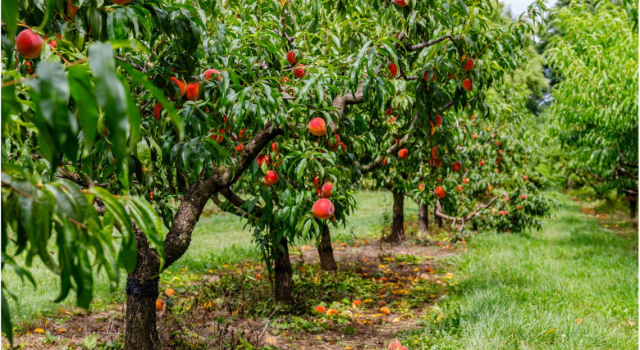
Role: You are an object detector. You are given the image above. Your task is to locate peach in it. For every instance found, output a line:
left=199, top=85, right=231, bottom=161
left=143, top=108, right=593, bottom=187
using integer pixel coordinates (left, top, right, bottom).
left=470, top=115, right=475, bottom=120
left=521, top=194, right=526, bottom=200
left=337, top=141, right=347, bottom=152
left=210, top=128, right=225, bottom=143
left=153, top=103, right=162, bottom=120
left=418, top=183, right=425, bottom=191
left=435, top=186, right=446, bottom=199
left=435, top=114, right=443, bottom=127
left=463, top=78, right=473, bottom=91
left=463, top=178, right=469, bottom=184
left=328, top=134, right=340, bottom=147
left=315, top=305, right=326, bottom=314
left=394, top=0, right=409, bottom=7
left=170, top=76, right=187, bottom=100
left=165, top=288, right=176, bottom=296
left=256, top=154, right=270, bottom=166
left=265, top=171, right=278, bottom=185
left=155, top=299, right=165, bottom=311
left=451, top=161, right=462, bottom=172
left=271, top=142, right=278, bottom=153
left=321, top=183, right=333, bottom=198
left=388, top=62, right=398, bottom=77
left=382, top=157, right=388, bottom=166
left=312, top=198, right=334, bottom=220
left=385, top=108, right=393, bottom=116
left=294, top=64, right=305, bottom=78
left=308, top=117, right=326, bottom=136
left=398, top=148, right=408, bottom=159
left=388, top=340, right=402, bottom=350
left=186, top=82, right=200, bottom=101
left=456, top=186, right=462, bottom=192
left=498, top=149, right=503, bottom=154
left=25, top=61, right=34, bottom=74
left=479, top=160, right=485, bottom=166
left=517, top=205, right=523, bottom=210
left=286, top=50, right=298, bottom=65
left=312, top=175, right=321, bottom=188
left=523, top=175, right=529, bottom=181
left=16, top=29, right=44, bottom=59
left=380, top=307, right=390, bottom=315
left=204, top=68, right=222, bottom=82
left=326, top=308, right=339, bottom=316
left=431, top=146, right=439, bottom=160
left=423, top=70, right=436, bottom=82
left=462, top=55, right=475, bottom=71
left=496, top=140, right=502, bottom=146
left=472, top=133, right=477, bottom=139
left=352, top=300, right=362, bottom=308
left=377, top=300, right=387, bottom=306
left=234, top=143, right=244, bottom=152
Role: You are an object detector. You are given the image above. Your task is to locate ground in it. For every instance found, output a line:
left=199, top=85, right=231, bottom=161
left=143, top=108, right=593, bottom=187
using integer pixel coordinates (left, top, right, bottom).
left=2, top=191, right=638, bottom=350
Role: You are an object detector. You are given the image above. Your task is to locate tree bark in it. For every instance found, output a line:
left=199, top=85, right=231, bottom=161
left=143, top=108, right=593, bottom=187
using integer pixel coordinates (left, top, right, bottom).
left=434, top=204, right=443, bottom=228
left=629, top=196, right=637, bottom=219
left=317, top=223, right=337, bottom=271
left=418, top=203, right=429, bottom=234
left=385, top=190, right=404, bottom=243
left=124, top=225, right=161, bottom=350
left=274, top=237, right=293, bottom=302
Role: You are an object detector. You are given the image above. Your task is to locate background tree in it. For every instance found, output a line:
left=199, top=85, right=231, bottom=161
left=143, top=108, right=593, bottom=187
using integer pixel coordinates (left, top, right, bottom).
left=545, top=1, right=638, bottom=217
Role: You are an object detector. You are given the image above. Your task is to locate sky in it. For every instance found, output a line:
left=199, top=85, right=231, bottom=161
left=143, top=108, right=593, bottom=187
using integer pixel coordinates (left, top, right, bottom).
left=501, top=0, right=557, bottom=16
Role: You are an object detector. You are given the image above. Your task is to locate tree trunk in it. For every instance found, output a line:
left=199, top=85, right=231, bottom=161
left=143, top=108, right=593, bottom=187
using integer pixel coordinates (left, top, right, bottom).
left=629, top=196, right=637, bottom=219
left=125, top=226, right=161, bottom=350
left=418, top=204, right=429, bottom=234
left=434, top=204, right=443, bottom=228
left=385, top=190, right=404, bottom=243
left=317, top=223, right=337, bottom=271
left=274, top=237, right=293, bottom=302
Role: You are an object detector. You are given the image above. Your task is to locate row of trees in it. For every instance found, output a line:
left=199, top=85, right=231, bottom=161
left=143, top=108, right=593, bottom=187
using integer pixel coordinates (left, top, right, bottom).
left=1, top=0, right=554, bottom=348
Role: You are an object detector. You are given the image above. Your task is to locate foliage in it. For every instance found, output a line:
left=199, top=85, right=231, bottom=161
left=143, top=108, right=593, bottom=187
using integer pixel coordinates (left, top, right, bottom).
left=545, top=1, right=638, bottom=198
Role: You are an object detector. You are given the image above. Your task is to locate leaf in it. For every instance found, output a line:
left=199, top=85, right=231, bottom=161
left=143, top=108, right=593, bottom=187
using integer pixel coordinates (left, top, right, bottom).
left=68, top=64, right=99, bottom=157
left=1, top=0, right=18, bottom=44
left=1, top=290, right=12, bottom=344
left=88, top=42, right=129, bottom=181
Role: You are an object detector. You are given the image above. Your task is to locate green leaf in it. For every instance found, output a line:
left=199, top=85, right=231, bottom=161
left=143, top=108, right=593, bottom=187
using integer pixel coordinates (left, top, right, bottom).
left=1, top=0, right=18, bottom=44
left=1, top=290, right=13, bottom=345
left=68, top=65, right=99, bottom=157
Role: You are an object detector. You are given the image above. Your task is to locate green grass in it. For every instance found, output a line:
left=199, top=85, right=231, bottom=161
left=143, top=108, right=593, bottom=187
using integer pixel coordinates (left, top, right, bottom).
left=405, top=192, right=638, bottom=349
left=3, top=191, right=417, bottom=324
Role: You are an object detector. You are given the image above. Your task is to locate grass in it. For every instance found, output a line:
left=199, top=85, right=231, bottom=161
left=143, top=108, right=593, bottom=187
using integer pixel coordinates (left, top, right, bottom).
left=5, top=190, right=637, bottom=350
left=3, top=191, right=417, bottom=324
left=403, top=192, right=638, bottom=349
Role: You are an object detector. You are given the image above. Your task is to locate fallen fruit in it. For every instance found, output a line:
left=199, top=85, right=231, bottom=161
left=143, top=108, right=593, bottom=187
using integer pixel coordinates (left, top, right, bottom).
left=315, top=305, right=326, bottom=314
left=380, top=307, right=391, bottom=314
left=326, top=308, right=339, bottom=316
left=155, top=299, right=165, bottom=311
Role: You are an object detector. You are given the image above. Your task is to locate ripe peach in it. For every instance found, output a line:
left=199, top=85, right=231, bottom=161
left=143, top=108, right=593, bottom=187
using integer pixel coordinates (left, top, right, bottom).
left=523, top=175, right=528, bottom=181
left=495, top=160, right=500, bottom=165
left=265, top=171, right=278, bottom=185
left=463, top=178, right=469, bottom=184
left=388, top=340, right=402, bottom=350
left=234, top=143, right=244, bottom=152
left=286, top=50, right=297, bottom=65
left=16, top=29, right=44, bottom=59
left=315, top=305, right=326, bottom=314
left=186, top=82, right=200, bottom=101
left=389, top=62, right=398, bottom=77
left=210, top=128, right=225, bottom=143
left=498, top=149, right=503, bottom=154
left=308, top=117, right=326, bottom=136
left=462, top=78, right=473, bottom=91
left=156, top=299, right=165, bottom=311
left=418, top=183, right=425, bottom=191
left=456, top=186, right=462, bottom=192
left=25, top=61, right=34, bottom=74
left=385, top=108, right=393, bottom=116
left=170, top=76, right=187, bottom=100
left=435, top=186, right=446, bottom=199
left=326, top=308, right=338, bottom=316
left=256, top=154, right=270, bottom=166
left=377, top=300, right=387, bottom=306
left=337, top=141, right=347, bottom=151
left=271, top=142, right=278, bottom=153
left=394, top=0, right=409, bottom=7
left=382, top=157, right=388, bottom=166
left=431, top=146, right=439, bottom=160
left=423, top=70, right=436, bottom=82
left=312, top=175, right=321, bottom=188
left=473, top=133, right=477, bottom=139
left=479, top=160, right=485, bottom=166
left=327, top=134, right=340, bottom=147
left=380, top=307, right=390, bottom=315
left=294, top=64, right=305, bottom=78
left=451, top=161, right=462, bottom=172
left=505, top=197, right=509, bottom=202
left=204, top=68, right=222, bottom=82
left=521, top=194, right=526, bottom=200
left=321, top=183, right=333, bottom=198
left=435, top=114, right=443, bottom=127
left=398, top=148, right=408, bottom=159
left=470, top=115, right=475, bottom=120
left=165, top=288, right=176, bottom=296
left=517, top=205, right=523, bottom=210
left=462, top=55, right=475, bottom=71
left=153, top=103, right=162, bottom=120
left=497, top=140, right=502, bottom=146
left=352, top=300, right=362, bottom=308
left=312, top=198, right=334, bottom=220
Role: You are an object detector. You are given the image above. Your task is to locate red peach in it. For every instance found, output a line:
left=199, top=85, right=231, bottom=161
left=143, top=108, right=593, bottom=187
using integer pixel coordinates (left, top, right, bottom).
left=294, top=64, right=305, bottom=78
left=308, top=117, right=326, bottom=136
left=16, top=29, right=44, bottom=59
left=398, top=148, right=408, bottom=159
left=286, top=51, right=298, bottom=65
left=204, top=68, right=222, bottom=82
left=312, top=198, right=334, bottom=220
left=389, top=62, right=398, bottom=77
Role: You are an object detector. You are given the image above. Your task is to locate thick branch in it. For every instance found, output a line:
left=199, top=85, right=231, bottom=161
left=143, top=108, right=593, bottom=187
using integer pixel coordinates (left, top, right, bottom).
left=435, top=197, right=498, bottom=224
left=405, top=35, right=456, bottom=51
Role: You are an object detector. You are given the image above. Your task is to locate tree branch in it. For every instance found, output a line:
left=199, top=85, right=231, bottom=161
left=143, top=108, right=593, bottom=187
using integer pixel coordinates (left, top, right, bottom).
left=404, top=35, right=456, bottom=52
